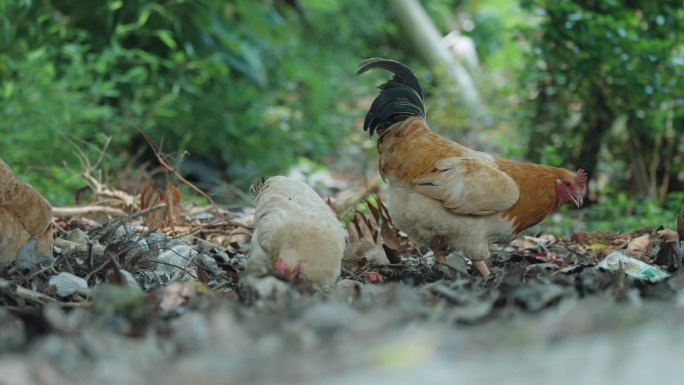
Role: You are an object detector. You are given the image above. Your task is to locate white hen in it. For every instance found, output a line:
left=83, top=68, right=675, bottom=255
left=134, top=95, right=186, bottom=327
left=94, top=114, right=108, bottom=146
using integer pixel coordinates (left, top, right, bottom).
left=246, top=176, right=345, bottom=289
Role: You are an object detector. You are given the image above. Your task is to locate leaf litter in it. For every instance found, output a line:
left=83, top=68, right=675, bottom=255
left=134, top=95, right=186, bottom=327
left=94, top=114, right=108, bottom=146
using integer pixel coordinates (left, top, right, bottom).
left=1, top=170, right=684, bottom=384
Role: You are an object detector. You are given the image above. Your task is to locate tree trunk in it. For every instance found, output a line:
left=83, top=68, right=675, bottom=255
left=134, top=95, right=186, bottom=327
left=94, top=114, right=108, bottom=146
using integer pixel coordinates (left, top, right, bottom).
left=525, top=86, right=553, bottom=162
left=387, top=0, right=487, bottom=124
left=573, top=86, right=613, bottom=191
left=626, top=113, right=655, bottom=199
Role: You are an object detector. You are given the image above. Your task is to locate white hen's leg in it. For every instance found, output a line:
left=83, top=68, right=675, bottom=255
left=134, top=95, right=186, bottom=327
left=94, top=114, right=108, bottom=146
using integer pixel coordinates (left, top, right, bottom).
left=473, top=260, right=491, bottom=278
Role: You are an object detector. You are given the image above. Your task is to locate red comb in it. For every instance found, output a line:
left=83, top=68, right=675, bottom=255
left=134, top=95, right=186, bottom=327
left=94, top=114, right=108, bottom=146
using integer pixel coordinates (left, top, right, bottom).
left=276, top=257, right=288, bottom=275
left=576, top=169, right=588, bottom=188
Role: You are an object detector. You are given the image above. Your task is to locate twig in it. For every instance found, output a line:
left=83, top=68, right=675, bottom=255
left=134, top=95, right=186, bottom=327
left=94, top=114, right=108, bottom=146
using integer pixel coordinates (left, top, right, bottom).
left=54, top=238, right=106, bottom=259
left=89, top=203, right=167, bottom=242
left=178, top=235, right=231, bottom=252
left=92, top=135, right=112, bottom=171
left=53, top=205, right=128, bottom=218
left=139, top=129, right=221, bottom=214
left=0, top=278, right=56, bottom=304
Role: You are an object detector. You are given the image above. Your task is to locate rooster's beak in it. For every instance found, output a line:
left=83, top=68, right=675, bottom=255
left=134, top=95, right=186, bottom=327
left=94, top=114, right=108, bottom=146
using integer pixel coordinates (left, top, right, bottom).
left=570, top=194, right=583, bottom=208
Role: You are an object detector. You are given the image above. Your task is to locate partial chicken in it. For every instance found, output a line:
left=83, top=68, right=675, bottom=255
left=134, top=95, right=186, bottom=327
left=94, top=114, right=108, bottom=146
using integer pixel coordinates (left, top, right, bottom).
left=245, top=176, right=345, bottom=290
left=358, top=58, right=587, bottom=277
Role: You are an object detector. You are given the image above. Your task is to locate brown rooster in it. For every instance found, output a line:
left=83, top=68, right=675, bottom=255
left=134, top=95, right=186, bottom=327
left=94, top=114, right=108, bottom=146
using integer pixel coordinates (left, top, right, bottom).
left=358, top=58, right=587, bottom=277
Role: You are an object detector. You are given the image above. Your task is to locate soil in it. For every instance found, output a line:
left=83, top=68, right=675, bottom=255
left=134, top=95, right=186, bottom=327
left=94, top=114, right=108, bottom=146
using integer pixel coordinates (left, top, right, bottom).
left=1, top=200, right=684, bottom=385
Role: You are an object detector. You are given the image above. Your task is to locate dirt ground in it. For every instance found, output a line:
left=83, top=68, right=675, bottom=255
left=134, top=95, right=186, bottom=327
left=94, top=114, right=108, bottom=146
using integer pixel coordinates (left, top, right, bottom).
left=1, top=189, right=684, bottom=385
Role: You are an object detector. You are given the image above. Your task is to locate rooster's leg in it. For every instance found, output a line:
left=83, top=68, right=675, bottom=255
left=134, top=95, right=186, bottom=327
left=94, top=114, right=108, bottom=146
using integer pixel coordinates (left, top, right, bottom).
left=472, top=260, right=491, bottom=278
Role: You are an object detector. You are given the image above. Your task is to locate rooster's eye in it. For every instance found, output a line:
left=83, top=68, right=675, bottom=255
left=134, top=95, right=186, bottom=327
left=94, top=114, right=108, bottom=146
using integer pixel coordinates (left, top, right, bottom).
left=564, top=181, right=571, bottom=187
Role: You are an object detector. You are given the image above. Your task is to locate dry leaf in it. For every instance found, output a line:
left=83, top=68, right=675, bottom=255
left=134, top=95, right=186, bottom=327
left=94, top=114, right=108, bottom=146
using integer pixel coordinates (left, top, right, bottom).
left=509, top=235, right=550, bottom=252
left=509, top=237, right=539, bottom=251
left=0, top=159, right=53, bottom=265
left=587, top=243, right=608, bottom=250
left=158, top=281, right=213, bottom=313
left=627, top=233, right=651, bottom=255
left=657, top=228, right=679, bottom=242
left=139, top=180, right=181, bottom=230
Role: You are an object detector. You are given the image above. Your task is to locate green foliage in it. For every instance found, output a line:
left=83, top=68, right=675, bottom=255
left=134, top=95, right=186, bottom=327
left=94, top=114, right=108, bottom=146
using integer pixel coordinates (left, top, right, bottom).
left=0, top=1, right=128, bottom=203
left=1, top=0, right=679, bottom=236
left=0, top=0, right=398, bottom=204
left=539, top=192, right=683, bottom=235
left=518, top=0, right=684, bottom=199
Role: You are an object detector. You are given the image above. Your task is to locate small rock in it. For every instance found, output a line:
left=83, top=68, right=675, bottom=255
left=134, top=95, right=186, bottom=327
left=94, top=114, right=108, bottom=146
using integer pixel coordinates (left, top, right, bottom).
left=449, top=301, right=494, bottom=323
left=108, top=269, right=141, bottom=290
left=244, top=276, right=291, bottom=300
left=300, top=302, right=360, bottom=332
left=93, top=284, right=145, bottom=320
left=0, top=308, right=26, bottom=351
left=144, top=232, right=168, bottom=258
left=48, top=272, right=90, bottom=298
left=170, top=312, right=210, bottom=352
left=102, top=224, right=141, bottom=243
left=443, top=252, right=469, bottom=275
left=16, top=237, right=54, bottom=271
left=156, top=243, right=197, bottom=278
left=197, top=252, right=222, bottom=275
left=332, top=279, right=364, bottom=302
left=512, top=284, right=571, bottom=312
left=67, top=228, right=88, bottom=243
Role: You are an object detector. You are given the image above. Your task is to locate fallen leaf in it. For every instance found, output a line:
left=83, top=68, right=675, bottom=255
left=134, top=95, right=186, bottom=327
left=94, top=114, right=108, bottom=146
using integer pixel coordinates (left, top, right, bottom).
left=158, top=281, right=213, bottom=313
left=627, top=233, right=651, bottom=255
left=538, top=233, right=557, bottom=244
left=510, top=237, right=539, bottom=251
left=0, top=159, right=53, bottom=266
left=657, top=228, right=679, bottom=242
left=140, top=180, right=182, bottom=230
left=587, top=243, right=608, bottom=250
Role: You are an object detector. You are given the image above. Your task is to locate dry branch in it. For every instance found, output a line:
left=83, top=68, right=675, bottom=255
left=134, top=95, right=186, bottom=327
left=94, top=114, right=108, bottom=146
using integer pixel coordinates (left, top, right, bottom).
left=139, top=130, right=220, bottom=214
left=53, top=205, right=128, bottom=218
left=0, top=278, right=56, bottom=304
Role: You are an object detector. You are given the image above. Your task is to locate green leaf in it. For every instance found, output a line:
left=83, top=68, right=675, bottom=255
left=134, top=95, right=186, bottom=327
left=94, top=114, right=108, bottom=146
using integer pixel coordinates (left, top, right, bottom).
left=157, top=30, right=177, bottom=50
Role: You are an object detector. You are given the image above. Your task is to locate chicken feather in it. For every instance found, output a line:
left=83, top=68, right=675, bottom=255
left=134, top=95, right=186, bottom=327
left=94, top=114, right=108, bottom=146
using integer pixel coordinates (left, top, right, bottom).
left=246, top=176, right=345, bottom=289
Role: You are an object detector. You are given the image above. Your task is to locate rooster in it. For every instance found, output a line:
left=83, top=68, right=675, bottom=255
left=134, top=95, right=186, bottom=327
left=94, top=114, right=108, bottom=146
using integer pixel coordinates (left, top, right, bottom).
left=358, top=58, right=587, bottom=277
left=245, top=176, right=345, bottom=289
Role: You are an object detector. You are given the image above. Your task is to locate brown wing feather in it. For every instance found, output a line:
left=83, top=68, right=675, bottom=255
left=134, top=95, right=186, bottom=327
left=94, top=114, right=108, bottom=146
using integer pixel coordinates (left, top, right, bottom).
left=378, top=117, right=519, bottom=215
left=414, top=157, right=519, bottom=215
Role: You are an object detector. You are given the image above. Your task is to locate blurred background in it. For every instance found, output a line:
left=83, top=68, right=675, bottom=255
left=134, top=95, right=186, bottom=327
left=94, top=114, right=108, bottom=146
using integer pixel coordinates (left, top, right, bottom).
left=1, top=0, right=682, bottom=233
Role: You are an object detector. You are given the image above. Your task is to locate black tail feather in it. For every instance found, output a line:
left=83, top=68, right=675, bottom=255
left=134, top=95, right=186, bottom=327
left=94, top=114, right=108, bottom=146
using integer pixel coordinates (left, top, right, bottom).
left=357, top=58, right=425, bottom=137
